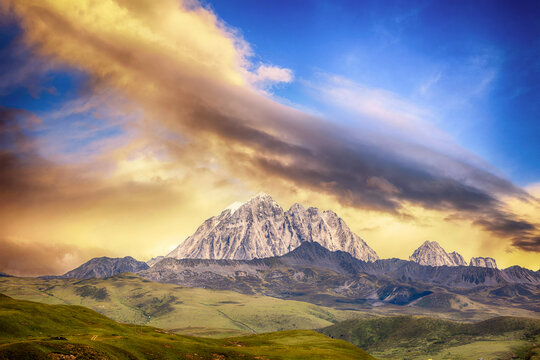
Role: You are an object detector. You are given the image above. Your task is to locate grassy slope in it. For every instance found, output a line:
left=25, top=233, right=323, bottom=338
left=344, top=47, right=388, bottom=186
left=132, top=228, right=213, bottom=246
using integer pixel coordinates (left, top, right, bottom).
left=319, top=315, right=540, bottom=360
left=0, top=293, right=375, bottom=360
left=0, top=274, right=362, bottom=337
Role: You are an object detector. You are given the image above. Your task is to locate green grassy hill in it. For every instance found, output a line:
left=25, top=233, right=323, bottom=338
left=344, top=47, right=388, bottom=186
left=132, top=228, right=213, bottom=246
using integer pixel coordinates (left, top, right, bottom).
left=319, top=315, right=540, bottom=360
left=0, top=293, right=375, bottom=360
left=0, top=274, right=362, bottom=337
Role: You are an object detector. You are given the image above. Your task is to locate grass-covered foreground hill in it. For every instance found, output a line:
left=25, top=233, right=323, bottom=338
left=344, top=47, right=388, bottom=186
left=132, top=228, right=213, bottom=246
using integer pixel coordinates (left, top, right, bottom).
left=319, top=315, right=540, bottom=360
left=0, top=273, right=361, bottom=337
left=0, top=293, right=375, bottom=360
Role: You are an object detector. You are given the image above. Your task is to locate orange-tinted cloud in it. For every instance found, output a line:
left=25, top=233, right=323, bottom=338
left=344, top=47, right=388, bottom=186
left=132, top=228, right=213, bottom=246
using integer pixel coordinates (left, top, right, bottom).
left=0, top=237, right=107, bottom=277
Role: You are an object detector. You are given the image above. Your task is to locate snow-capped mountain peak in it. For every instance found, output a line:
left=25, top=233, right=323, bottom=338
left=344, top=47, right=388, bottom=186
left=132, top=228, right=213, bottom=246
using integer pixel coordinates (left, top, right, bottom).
left=167, top=193, right=378, bottom=262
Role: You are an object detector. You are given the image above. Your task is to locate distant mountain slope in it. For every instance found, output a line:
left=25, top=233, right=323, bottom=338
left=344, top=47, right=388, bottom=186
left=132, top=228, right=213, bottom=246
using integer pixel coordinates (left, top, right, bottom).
left=0, top=293, right=375, bottom=360
left=63, top=256, right=149, bottom=278
left=148, top=242, right=540, bottom=289
left=167, top=193, right=378, bottom=262
left=141, top=242, right=540, bottom=317
left=318, top=315, right=540, bottom=360
left=147, top=256, right=165, bottom=267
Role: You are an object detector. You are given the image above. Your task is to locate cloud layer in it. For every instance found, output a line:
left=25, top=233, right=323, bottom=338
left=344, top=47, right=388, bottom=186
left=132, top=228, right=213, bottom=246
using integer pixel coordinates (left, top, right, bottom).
left=0, top=0, right=538, bottom=274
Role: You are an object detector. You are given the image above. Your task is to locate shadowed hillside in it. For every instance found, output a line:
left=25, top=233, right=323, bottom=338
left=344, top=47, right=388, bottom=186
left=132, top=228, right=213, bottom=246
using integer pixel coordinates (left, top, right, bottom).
left=319, top=315, right=540, bottom=360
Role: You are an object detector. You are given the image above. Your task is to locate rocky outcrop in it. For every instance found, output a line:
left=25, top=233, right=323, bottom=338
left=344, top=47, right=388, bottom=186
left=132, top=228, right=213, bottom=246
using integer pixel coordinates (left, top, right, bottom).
left=470, top=257, right=498, bottom=269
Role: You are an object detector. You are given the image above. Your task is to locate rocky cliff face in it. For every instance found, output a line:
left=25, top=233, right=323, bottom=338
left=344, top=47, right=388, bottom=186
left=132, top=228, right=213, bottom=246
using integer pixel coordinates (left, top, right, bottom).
left=167, top=193, right=378, bottom=262
left=470, top=257, right=498, bottom=269
left=63, top=256, right=149, bottom=279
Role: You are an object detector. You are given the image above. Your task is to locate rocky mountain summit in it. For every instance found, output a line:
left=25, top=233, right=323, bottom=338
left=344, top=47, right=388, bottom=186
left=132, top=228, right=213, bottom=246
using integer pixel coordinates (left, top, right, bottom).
left=409, top=241, right=499, bottom=269
left=470, top=257, right=498, bottom=269
left=63, top=256, right=149, bottom=279
left=166, top=193, right=378, bottom=262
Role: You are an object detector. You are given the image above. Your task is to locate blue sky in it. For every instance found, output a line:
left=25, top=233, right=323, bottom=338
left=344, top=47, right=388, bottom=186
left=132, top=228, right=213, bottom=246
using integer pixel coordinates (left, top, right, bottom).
left=206, top=0, right=540, bottom=185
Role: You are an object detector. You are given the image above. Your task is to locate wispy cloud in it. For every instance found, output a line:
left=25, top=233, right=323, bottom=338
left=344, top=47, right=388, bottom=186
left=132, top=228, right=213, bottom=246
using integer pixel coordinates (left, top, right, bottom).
left=247, top=64, right=294, bottom=89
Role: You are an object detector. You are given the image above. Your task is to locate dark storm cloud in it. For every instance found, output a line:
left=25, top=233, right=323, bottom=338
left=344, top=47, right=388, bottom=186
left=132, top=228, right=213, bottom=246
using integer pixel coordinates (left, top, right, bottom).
left=474, top=212, right=539, bottom=252
left=511, top=236, right=540, bottom=253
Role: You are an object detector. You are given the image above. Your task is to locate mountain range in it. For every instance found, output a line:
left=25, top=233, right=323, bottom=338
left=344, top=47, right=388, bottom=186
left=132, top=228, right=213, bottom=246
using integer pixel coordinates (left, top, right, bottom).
left=162, top=194, right=502, bottom=270
left=37, top=193, right=538, bottom=321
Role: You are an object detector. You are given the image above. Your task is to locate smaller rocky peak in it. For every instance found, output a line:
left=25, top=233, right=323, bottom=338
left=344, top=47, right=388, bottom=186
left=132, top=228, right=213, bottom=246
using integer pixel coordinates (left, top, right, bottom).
left=470, top=257, right=498, bottom=269
left=448, top=251, right=467, bottom=266
left=409, top=240, right=455, bottom=266
left=282, top=241, right=334, bottom=261
left=63, top=256, right=149, bottom=279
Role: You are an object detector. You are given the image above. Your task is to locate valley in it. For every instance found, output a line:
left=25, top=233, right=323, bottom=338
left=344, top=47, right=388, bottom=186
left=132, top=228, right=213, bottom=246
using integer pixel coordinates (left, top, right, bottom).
left=0, top=273, right=362, bottom=337
left=0, top=294, right=374, bottom=360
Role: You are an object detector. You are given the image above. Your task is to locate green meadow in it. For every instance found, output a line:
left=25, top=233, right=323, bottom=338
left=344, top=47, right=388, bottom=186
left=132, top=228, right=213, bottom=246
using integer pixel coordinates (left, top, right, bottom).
left=0, top=274, right=363, bottom=337
left=0, top=293, right=375, bottom=359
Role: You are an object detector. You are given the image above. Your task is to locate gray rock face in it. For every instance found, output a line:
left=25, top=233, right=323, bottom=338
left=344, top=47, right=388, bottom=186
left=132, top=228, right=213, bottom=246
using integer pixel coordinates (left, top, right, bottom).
left=470, top=257, right=498, bottom=269
left=449, top=251, right=467, bottom=266
left=409, top=241, right=458, bottom=266
left=63, top=256, right=149, bottom=279
left=167, top=193, right=378, bottom=262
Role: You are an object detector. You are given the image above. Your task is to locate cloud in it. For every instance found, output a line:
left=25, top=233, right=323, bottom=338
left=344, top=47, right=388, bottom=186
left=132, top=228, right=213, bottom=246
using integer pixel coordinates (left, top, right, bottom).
left=0, top=237, right=106, bottom=277
left=419, top=71, right=442, bottom=95
left=248, top=64, right=294, bottom=88
left=0, top=0, right=538, bottom=276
